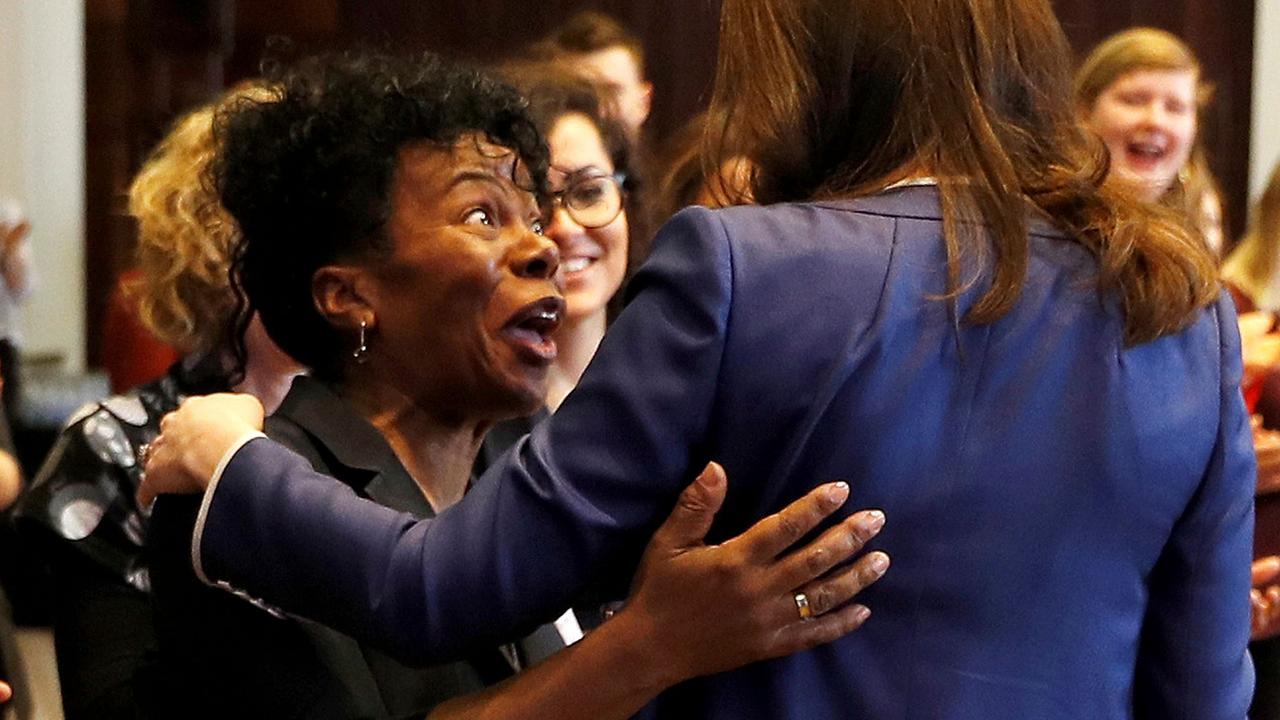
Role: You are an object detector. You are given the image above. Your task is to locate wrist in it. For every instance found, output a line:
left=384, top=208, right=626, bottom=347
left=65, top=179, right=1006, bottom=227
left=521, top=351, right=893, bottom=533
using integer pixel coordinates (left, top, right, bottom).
left=592, top=603, right=684, bottom=695
left=195, top=428, right=264, bottom=491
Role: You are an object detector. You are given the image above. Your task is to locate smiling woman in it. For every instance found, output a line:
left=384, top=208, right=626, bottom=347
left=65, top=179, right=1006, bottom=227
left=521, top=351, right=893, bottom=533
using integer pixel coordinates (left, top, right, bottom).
left=1076, top=27, right=1225, bottom=253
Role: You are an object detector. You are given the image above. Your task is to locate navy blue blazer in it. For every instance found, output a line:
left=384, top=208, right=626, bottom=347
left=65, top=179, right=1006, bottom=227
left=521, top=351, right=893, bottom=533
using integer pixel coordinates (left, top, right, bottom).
left=195, top=187, right=1255, bottom=719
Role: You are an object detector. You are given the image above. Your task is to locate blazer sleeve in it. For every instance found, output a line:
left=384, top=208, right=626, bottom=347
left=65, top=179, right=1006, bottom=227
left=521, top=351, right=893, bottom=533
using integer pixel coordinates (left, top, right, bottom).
left=1133, top=291, right=1255, bottom=719
left=196, top=207, right=735, bottom=664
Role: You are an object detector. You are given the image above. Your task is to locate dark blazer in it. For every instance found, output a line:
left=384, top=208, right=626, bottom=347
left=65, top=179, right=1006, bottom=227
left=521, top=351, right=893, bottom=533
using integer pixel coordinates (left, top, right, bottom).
left=149, top=377, right=560, bottom=719
left=193, top=187, right=1255, bottom=719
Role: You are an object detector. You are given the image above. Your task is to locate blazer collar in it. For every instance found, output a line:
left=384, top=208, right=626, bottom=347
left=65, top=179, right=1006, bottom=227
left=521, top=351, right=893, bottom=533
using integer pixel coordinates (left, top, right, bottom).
left=813, top=184, right=1069, bottom=240
left=272, top=376, right=434, bottom=517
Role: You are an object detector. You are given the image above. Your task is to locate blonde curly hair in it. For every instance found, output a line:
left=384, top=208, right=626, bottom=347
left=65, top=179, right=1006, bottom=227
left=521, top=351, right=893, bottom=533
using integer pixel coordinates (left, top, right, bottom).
left=126, top=84, right=272, bottom=354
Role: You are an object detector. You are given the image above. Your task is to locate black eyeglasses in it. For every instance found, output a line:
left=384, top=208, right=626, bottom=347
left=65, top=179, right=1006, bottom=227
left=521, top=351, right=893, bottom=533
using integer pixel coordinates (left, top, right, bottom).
left=549, top=172, right=627, bottom=229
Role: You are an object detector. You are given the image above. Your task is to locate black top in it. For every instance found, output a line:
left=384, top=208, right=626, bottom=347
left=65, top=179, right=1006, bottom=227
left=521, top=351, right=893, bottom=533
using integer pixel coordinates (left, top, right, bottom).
left=149, top=376, right=563, bottom=719
left=12, top=358, right=228, bottom=720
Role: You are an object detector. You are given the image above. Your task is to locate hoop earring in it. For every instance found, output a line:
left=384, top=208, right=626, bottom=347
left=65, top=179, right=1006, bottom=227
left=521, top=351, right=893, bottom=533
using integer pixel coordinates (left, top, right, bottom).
left=353, top=319, right=371, bottom=364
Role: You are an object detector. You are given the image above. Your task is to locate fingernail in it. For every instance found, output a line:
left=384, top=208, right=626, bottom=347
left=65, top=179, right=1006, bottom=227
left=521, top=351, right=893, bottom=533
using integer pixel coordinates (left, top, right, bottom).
left=856, top=510, right=885, bottom=534
left=871, top=553, right=890, bottom=573
left=853, top=605, right=871, bottom=623
left=827, top=481, right=849, bottom=504
left=699, top=465, right=723, bottom=488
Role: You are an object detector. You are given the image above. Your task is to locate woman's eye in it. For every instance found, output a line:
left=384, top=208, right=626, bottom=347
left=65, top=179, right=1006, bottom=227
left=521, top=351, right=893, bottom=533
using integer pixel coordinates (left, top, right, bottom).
left=463, top=208, right=494, bottom=227
left=571, top=185, right=607, bottom=207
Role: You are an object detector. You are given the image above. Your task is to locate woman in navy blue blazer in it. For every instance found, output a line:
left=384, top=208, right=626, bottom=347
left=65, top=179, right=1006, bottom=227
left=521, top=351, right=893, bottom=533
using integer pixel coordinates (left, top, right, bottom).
left=141, top=0, right=1253, bottom=717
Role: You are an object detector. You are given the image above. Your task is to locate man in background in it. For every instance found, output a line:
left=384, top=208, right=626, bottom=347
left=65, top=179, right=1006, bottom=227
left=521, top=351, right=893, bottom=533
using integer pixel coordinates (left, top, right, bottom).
left=538, top=11, right=652, bottom=141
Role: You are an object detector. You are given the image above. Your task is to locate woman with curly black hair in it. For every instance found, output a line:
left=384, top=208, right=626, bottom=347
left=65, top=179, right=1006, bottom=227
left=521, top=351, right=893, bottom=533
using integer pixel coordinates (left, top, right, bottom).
left=145, top=51, right=887, bottom=720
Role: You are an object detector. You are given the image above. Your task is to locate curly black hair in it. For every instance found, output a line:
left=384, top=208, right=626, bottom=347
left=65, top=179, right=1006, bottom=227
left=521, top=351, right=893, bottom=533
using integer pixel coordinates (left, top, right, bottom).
left=215, top=50, right=549, bottom=378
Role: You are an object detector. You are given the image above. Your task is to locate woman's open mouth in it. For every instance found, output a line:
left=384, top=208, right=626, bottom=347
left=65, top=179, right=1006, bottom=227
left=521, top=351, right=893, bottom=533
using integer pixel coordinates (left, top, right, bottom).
left=501, top=296, right=565, bottom=364
left=1123, top=139, right=1171, bottom=171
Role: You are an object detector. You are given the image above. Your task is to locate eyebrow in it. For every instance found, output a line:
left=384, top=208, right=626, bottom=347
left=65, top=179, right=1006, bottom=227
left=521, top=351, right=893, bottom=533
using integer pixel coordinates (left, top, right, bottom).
left=448, top=169, right=514, bottom=194
left=447, top=168, right=540, bottom=215
left=549, top=165, right=611, bottom=187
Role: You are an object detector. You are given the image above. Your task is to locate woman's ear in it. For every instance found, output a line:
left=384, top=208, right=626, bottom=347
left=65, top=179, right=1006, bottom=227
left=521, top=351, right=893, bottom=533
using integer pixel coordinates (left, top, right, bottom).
left=312, top=265, right=376, bottom=332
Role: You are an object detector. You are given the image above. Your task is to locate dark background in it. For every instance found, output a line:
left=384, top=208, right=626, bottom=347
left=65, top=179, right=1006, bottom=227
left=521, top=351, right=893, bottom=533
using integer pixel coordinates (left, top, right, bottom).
left=83, top=0, right=1257, bottom=367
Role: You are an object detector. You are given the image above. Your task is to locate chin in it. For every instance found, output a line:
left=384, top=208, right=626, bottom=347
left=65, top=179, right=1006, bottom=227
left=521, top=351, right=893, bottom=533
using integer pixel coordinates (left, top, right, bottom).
left=498, top=380, right=550, bottom=417
left=565, top=291, right=610, bottom=324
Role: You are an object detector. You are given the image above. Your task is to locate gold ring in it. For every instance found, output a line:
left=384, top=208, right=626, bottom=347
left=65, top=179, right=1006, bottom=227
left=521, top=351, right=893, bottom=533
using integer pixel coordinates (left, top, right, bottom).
left=794, top=592, right=813, bottom=621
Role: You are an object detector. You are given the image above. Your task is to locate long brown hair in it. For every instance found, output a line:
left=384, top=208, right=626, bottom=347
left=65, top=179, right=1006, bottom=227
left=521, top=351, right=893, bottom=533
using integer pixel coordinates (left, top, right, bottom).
left=707, top=0, right=1218, bottom=345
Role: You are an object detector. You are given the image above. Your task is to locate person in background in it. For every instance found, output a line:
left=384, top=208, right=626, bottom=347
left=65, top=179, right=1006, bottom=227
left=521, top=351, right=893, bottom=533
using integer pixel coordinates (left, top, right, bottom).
left=1075, top=27, right=1225, bottom=255
left=535, top=11, right=652, bottom=142
left=1224, top=161, right=1280, bottom=314
left=10, top=84, right=302, bottom=720
left=0, top=200, right=34, bottom=426
left=0, top=370, right=31, bottom=720
left=0, top=374, right=20, bottom=511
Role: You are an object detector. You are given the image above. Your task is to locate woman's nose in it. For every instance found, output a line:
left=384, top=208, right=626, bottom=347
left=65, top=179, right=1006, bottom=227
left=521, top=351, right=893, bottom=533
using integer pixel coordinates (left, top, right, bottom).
left=512, top=230, right=560, bottom=280
left=1141, top=101, right=1168, bottom=127
left=544, top=206, right=584, bottom=248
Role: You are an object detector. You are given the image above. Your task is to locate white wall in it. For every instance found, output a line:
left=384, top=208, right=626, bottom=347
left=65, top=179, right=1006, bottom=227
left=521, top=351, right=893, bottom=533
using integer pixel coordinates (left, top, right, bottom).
left=1253, top=0, right=1280, bottom=204
left=0, top=0, right=85, bottom=373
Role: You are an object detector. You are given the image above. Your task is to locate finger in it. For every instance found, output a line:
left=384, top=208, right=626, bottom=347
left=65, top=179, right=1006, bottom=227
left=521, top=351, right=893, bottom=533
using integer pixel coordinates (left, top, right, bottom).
left=1255, top=557, right=1280, bottom=587
left=793, top=551, right=890, bottom=618
left=732, top=481, right=851, bottom=562
left=646, top=462, right=728, bottom=554
left=769, top=510, right=886, bottom=592
left=775, top=602, right=872, bottom=656
left=0, top=680, right=10, bottom=704
left=137, top=441, right=166, bottom=508
left=137, top=474, right=157, bottom=510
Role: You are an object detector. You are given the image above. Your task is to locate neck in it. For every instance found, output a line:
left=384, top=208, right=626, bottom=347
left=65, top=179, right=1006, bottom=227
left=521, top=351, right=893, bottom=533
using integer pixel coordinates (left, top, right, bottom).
left=232, top=321, right=304, bottom=415
left=340, top=371, right=487, bottom=512
left=546, top=309, right=607, bottom=412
